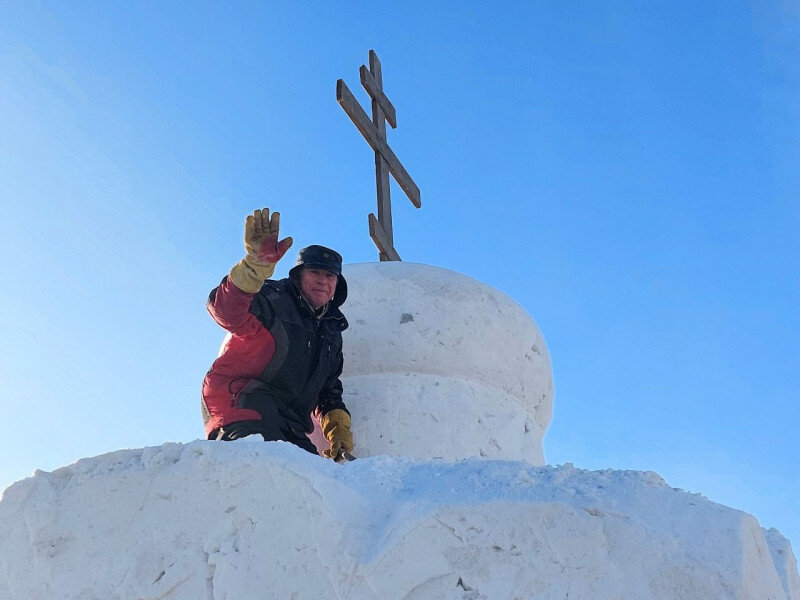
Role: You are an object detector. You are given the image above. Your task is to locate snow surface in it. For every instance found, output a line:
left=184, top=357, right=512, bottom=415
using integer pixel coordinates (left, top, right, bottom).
left=1, top=440, right=797, bottom=600
left=339, top=262, right=553, bottom=464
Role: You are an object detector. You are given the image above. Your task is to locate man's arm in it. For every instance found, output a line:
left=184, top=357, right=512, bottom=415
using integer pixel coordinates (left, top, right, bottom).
left=316, top=348, right=354, bottom=460
left=316, top=351, right=348, bottom=416
left=206, top=208, right=293, bottom=334
left=206, top=276, right=263, bottom=335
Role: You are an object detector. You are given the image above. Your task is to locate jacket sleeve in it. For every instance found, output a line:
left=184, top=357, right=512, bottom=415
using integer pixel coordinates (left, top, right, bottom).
left=207, top=275, right=271, bottom=336
left=315, top=348, right=349, bottom=417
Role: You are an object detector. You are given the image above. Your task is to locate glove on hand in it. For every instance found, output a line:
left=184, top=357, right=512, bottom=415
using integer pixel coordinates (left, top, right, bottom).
left=229, top=208, right=294, bottom=293
left=320, top=409, right=353, bottom=460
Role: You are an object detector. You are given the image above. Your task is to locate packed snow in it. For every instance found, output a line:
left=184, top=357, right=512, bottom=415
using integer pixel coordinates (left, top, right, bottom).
left=339, top=262, right=553, bottom=464
left=1, top=441, right=797, bottom=599
left=1, top=262, right=797, bottom=599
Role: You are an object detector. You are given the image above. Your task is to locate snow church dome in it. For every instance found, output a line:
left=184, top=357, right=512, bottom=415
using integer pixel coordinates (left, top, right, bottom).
left=340, top=262, right=553, bottom=464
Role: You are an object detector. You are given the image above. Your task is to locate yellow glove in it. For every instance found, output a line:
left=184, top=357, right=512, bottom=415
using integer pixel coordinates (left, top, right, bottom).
left=229, top=208, right=294, bottom=293
left=321, top=409, right=354, bottom=460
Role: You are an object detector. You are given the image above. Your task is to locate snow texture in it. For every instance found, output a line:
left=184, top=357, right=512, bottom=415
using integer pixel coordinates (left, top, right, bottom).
left=1, top=441, right=797, bottom=600
left=340, top=262, right=553, bottom=464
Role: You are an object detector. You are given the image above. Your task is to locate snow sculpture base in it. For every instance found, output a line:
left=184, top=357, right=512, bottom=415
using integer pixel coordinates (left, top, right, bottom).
left=340, top=262, right=553, bottom=464
left=1, top=442, right=797, bottom=600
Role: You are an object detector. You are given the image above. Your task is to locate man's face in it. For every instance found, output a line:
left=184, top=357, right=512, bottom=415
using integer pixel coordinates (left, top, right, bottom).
left=299, top=267, right=338, bottom=310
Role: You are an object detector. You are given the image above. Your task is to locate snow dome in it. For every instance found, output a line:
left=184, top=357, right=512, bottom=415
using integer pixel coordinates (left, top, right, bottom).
left=339, top=262, right=553, bottom=464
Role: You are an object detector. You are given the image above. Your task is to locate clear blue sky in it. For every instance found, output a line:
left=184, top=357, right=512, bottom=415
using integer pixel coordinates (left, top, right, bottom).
left=1, top=2, right=798, bottom=546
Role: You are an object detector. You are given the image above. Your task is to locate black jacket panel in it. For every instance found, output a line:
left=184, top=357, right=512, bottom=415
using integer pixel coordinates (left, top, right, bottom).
left=240, top=277, right=348, bottom=433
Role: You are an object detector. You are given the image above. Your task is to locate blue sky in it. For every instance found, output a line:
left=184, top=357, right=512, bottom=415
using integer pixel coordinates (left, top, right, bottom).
left=1, top=2, right=798, bottom=546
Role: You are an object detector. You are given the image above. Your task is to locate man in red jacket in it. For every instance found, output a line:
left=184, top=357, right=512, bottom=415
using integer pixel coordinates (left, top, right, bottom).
left=201, top=208, right=353, bottom=460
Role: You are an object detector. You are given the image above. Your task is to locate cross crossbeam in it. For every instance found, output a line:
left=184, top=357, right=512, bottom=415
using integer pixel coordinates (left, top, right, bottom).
left=336, top=50, right=421, bottom=261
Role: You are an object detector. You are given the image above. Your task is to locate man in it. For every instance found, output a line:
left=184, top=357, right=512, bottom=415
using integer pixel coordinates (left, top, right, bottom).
left=201, top=208, right=353, bottom=460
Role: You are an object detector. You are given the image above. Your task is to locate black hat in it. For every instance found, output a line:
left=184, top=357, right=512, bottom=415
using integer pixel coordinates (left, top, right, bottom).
left=289, top=245, right=348, bottom=306
left=290, top=245, right=342, bottom=275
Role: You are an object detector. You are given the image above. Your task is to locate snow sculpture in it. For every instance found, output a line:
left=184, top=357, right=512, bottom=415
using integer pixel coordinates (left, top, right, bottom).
left=2, top=443, right=797, bottom=600
left=339, top=262, right=553, bottom=464
left=2, top=262, right=799, bottom=600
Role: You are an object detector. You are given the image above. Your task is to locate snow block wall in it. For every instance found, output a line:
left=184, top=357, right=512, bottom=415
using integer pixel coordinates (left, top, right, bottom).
left=1, top=441, right=797, bottom=600
left=340, top=262, right=553, bottom=465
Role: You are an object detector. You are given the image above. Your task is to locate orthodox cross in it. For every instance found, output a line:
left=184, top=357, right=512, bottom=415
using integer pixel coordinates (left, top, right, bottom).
left=337, top=50, right=421, bottom=261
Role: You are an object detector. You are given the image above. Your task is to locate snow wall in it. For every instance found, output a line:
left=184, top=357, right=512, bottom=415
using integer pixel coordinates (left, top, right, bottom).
left=1, top=441, right=797, bottom=600
left=339, top=262, right=553, bottom=465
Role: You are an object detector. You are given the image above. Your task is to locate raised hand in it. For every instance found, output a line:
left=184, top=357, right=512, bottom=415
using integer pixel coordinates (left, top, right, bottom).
left=229, top=208, right=294, bottom=293
left=244, top=208, right=294, bottom=265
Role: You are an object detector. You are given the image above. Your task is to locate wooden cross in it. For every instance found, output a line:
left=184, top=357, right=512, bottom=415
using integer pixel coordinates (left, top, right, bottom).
left=337, top=50, right=421, bottom=261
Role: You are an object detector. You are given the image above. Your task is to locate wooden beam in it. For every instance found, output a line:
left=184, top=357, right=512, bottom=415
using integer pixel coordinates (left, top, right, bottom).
left=368, top=213, right=401, bottom=261
left=360, top=65, right=397, bottom=129
left=337, top=79, right=421, bottom=209
left=367, top=51, right=394, bottom=261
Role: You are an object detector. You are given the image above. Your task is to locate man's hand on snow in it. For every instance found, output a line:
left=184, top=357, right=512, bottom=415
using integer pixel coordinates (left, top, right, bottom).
left=321, top=409, right=354, bottom=461
left=229, top=208, right=294, bottom=293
